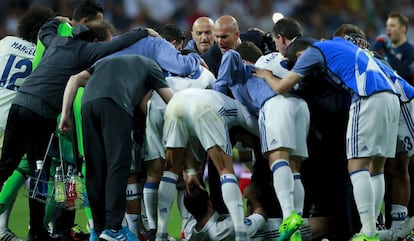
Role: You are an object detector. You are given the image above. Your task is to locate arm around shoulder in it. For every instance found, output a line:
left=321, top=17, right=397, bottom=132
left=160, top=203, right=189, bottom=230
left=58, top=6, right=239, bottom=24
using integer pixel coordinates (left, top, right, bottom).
left=254, top=68, right=302, bottom=94
left=38, top=16, right=70, bottom=47
left=110, top=27, right=150, bottom=49
left=59, top=70, right=91, bottom=132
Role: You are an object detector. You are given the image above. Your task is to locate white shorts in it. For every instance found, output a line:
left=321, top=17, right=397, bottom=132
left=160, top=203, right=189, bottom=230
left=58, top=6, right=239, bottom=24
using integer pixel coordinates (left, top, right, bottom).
left=398, top=101, right=414, bottom=157
left=143, top=100, right=166, bottom=161
left=346, top=92, right=400, bottom=159
left=163, top=92, right=232, bottom=156
left=259, top=95, right=310, bottom=159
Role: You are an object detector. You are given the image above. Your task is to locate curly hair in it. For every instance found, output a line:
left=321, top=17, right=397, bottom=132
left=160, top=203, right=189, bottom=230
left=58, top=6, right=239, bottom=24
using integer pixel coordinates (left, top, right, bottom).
left=17, top=5, right=55, bottom=43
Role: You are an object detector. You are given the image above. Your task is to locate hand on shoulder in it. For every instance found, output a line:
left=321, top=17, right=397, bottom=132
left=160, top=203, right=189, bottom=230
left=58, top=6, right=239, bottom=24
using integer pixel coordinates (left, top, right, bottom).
left=146, top=28, right=160, bottom=37
left=55, top=16, right=71, bottom=24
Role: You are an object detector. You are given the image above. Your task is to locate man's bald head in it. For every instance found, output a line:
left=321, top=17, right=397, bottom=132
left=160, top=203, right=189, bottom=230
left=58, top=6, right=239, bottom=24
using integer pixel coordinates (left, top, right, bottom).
left=215, top=15, right=239, bottom=33
left=191, top=16, right=215, bottom=54
left=213, top=15, right=240, bottom=53
left=192, top=17, right=214, bottom=31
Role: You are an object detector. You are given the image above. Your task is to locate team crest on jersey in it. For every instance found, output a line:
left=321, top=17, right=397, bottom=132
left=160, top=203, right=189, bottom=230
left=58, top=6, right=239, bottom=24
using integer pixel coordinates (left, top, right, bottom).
left=244, top=218, right=252, bottom=226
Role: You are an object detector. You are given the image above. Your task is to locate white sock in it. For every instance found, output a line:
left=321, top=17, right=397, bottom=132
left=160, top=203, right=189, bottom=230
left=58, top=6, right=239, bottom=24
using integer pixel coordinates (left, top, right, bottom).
left=125, top=182, right=140, bottom=235
left=0, top=206, right=11, bottom=233
left=176, top=183, right=190, bottom=231
left=371, top=173, right=385, bottom=220
left=143, top=182, right=159, bottom=230
left=293, top=173, right=304, bottom=216
left=390, top=204, right=408, bottom=228
left=271, top=160, right=294, bottom=218
left=125, top=213, right=139, bottom=236
left=350, top=169, right=376, bottom=236
left=220, top=173, right=246, bottom=233
left=157, top=171, right=178, bottom=234
left=126, top=183, right=139, bottom=202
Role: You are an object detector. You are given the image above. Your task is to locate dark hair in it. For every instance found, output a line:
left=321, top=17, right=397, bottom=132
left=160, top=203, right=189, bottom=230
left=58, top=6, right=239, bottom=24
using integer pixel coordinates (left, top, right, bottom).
left=388, top=11, right=409, bottom=29
left=333, top=24, right=370, bottom=49
left=272, top=17, right=303, bottom=40
left=183, top=186, right=210, bottom=221
left=333, top=24, right=366, bottom=38
left=17, top=5, right=55, bottom=43
left=285, top=37, right=313, bottom=69
left=75, top=19, right=115, bottom=42
left=158, top=24, right=186, bottom=43
left=72, top=0, right=104, bottom=22
left=180, top=49, right=198, bottom=55
left=235, top=41, right=263, bottom=63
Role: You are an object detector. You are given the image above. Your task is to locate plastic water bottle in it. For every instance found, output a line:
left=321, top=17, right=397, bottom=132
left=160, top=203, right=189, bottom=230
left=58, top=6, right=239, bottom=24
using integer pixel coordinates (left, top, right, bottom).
left=34, top=160, right=47, bottom=196
left=73, top=169, right=83, bottom=203
left=54, top=166, right=66, bottom=203
left=66, top=165, right=77, bottom=209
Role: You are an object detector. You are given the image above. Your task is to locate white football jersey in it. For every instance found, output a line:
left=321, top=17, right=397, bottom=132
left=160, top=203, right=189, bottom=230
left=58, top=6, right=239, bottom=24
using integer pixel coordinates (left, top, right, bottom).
left=0, top=36, right=36, bottom=148
left=255, top=52, right=299, bottom=90
left=150, top=66, right=216, bottom=108
left=0, top=36, right=36, bottom=90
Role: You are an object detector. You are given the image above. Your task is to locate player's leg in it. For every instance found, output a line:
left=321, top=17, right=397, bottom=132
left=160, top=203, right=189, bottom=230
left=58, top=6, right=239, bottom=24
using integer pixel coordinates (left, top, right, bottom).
left=156, top=99, right=190, bottom=241
left=208, top=145, right=248, bottom=240
left=156, top=148, right=185, bottom=241
left=143, top=102, right=166, bottom=240
left=143, top=158, right=163, bottom=240
left=260, top=96, right=306, bottom=240
left=0, top=158, right=29, bottom=241
left=349, top=93, right=399, bottom=240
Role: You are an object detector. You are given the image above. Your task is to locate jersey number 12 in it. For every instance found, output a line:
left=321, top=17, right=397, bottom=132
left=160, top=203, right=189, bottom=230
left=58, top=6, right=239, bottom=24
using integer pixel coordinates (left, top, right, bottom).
left=0, top=54, right=32, bottom=90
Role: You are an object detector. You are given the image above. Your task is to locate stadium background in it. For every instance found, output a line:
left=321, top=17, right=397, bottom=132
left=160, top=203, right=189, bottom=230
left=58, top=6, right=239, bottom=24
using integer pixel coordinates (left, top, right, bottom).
left=1, top=0, right=414, bottom=45
left=2, top=0, right=414, bottom=238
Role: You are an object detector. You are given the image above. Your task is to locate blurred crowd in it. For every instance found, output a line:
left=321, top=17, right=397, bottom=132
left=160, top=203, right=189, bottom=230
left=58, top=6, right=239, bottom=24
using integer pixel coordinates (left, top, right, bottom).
left=1, top=0, right=414, bottom=45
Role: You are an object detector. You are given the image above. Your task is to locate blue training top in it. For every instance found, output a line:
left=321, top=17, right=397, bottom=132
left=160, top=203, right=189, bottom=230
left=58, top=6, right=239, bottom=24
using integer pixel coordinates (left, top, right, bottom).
left=101, top=36, right=202, bottom=78
left=293, top=37, right=397, bottom=99
left=214, top=50, right=277, bottom=117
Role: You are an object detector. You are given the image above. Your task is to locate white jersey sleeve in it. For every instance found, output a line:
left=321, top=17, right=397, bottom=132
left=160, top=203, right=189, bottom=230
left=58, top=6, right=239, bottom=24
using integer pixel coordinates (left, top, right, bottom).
left=150, top=66, right=216, bottom=108
left=0, top=36, right=36, bottom=149
left=187, top=213, right=235, bottom=241
left=255, top=52, right=289, bottom=78
left=184, top=212, right=266, bottom=241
